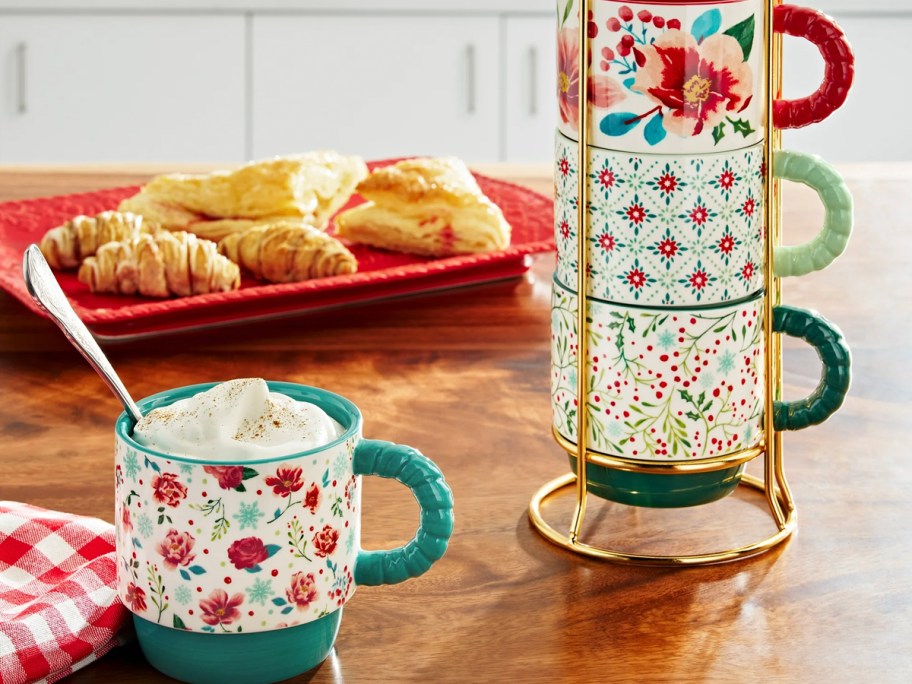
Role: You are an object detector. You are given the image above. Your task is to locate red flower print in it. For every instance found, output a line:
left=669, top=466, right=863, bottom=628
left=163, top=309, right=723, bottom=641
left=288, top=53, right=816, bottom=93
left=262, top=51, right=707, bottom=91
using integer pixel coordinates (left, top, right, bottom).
left=557, top=28, right=625, bottom=131
left=344, top=476, right=357, bottom=510
left=626, top=268, right=647, bottom=289
left=125, top=582, right=146, bottom=612
left=689, top=269, right=709, bottom=290
left=656, top=172, right=678, bottom=195
left=598, top=167, right=616, bottom=189
left=718, top=169, right=735, bottom=189
left=286, top=571, right=318, bottom=610
left=559, top=219, right=570, bottom=240
left=152, top=472, right=187, bottom=508
left=598, top=233, right=616, bottom=252
left=657, top=238, right=678, bottom=260
left=203, top=466, right=244, bottom=490
left=689, top=205, right=708, bottom=226
left=742, top=197, right=756, bottom=217
left=312, top=525, right=339, bottom=558
left=156, top=528, right=196, bottom=570
left=121, top=506, right=132, bottom=533
left=265, top=467, right=305, bottom=498
left=558, top=157, right=570, bottom=177
left=741, top=261, right=755, bottom=280
left=632, top=31, right=753, bottom=137
left=718, top=233, right=736, bottom=255
left=199, top=589, right=244, bottom=627
left=227, top=536, right=269, bottom=570
left=303, top=483, right=320, bottom=514
left=625, top=203, right=646, bottom=224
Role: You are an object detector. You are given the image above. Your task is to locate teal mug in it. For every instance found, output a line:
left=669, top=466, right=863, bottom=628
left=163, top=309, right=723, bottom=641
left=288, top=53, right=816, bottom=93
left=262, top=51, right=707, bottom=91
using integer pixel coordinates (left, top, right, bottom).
left=114, top=382, right=454, bottom=684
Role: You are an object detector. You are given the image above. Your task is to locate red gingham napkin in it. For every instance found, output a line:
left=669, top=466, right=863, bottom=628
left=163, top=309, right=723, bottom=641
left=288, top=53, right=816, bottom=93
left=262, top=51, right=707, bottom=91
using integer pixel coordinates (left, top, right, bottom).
left=0, top=502, right=128, bottom=684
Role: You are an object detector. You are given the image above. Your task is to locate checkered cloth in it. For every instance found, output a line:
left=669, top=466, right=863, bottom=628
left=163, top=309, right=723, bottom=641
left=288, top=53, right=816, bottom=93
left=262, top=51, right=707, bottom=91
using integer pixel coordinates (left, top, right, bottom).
left=0, top=502, right=128, bottom=684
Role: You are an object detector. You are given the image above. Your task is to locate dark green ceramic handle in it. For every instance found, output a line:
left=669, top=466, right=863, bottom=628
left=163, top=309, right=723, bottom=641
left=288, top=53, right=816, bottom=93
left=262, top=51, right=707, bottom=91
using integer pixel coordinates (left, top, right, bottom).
left=773, top=305, right=851, bottom=431
left=353, top=439, right=454, bottom=586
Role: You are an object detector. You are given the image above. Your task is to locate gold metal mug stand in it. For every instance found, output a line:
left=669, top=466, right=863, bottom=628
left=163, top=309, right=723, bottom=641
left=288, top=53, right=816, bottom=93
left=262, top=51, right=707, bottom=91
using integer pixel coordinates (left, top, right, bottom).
left=529, top=0, right=794, bottom=566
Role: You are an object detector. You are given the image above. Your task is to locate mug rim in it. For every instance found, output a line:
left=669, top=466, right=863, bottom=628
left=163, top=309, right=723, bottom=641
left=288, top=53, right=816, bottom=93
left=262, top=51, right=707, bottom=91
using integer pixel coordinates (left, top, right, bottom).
left=115, top=380, right=361, bottom=466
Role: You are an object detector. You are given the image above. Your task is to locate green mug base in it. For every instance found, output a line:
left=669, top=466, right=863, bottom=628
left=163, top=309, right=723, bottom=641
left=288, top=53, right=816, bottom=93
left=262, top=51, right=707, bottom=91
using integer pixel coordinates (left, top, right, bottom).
left=568, top=455, right=745, bottom=508
left=133, top=609, right=342, bottom=684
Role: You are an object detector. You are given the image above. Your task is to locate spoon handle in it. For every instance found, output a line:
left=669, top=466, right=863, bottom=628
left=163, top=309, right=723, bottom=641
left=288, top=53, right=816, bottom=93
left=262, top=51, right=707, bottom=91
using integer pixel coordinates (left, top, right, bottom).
left=23, top=244, right=144, bottom=424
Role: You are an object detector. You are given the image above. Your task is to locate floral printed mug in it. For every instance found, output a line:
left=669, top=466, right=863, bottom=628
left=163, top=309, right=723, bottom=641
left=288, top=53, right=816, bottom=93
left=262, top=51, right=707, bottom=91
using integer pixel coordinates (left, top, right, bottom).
left=550, top=279, right=851, bottom=507
left=553, top=131, right=853, bottom=306
left=114, top=382, right=454, bottom=684
left=556, top=0, right=854, bottom=153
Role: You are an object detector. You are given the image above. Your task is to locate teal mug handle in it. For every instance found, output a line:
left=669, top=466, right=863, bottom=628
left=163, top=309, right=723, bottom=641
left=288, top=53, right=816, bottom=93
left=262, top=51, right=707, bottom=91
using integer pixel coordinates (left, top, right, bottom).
left=773, top=305, right=851, bottom=431
left=773, top=149, right=853, bottom=278
left=353, top=439, right=454, bottom=586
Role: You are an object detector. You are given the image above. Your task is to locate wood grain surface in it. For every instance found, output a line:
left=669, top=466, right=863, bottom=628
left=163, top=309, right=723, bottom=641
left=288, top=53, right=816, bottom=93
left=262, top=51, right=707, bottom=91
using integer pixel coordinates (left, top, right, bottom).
left=0, top=165, right=909, bottom=683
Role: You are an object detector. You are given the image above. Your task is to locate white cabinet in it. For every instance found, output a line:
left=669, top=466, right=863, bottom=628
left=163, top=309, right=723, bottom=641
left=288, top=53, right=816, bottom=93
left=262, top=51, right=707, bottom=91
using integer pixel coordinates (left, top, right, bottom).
left=0, top=15, right=246, bottom=163
left=252, top=16, right=500, bottom=162
left=504, top=16, right=557, bottom=164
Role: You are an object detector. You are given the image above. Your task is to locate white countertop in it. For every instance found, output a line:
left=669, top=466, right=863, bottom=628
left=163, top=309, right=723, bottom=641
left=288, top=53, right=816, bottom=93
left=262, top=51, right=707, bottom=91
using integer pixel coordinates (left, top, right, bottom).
left=0, top=0, right=905, bottom=15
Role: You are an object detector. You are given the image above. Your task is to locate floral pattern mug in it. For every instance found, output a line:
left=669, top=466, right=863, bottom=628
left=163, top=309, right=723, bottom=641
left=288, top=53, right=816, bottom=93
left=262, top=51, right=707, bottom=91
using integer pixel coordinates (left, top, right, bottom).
left=115, top=382, right=454, bottom=684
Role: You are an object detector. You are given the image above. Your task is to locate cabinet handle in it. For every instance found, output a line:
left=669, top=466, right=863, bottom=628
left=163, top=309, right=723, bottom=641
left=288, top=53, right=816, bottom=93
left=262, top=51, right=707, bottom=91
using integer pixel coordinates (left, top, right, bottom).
left=16, top=43, right=27, bottom=114
left=465, top=44, right=476, bottom=115
left=528, top=46, right=538, bottom=116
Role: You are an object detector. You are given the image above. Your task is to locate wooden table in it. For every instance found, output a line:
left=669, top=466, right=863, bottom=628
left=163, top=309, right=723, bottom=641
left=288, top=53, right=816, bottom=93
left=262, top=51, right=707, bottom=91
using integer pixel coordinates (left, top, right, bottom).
left=0, top=165, right=909, bottom=682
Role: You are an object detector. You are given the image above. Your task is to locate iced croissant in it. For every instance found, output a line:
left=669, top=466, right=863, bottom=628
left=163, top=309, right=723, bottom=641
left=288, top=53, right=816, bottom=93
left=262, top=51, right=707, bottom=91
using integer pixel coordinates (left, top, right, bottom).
left=218, top=222, right=357, bottom=283
left=118, top=151, right=368, bottom=242
left=39, top=211, right=153, bottom=269
left=78, top=231, right=240, bottom=297
left=334, top=157, right=511, bottom=257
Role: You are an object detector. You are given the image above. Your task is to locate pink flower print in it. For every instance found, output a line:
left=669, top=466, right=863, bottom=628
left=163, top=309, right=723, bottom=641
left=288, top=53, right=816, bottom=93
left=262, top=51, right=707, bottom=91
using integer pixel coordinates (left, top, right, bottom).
left=718, top=169, right=736, bottom=190
left=597, top=167, right=616, bottom=190
left=558, top=157, right=570, bottom=177
left=689, top=205, right=709, bottom=226
left=632, top=30, right=753, bottom=137
left=227, top=536, right=269, bottom=570
left=312, top=525, right=339, bottom=558
left=688, top=269, right=710, bottom=290
left=199, top=589, right=244, bottom=627
left=303, top=483, right=320, bottom=515
left=598, top=233, right=617, bottom=253
left=625, top=202, right=647, bottom=225
left=718, top=233, right=736, bottom=255
left=656, top=172, right=678, bottom=195
left=157, top=529, right=196, bottom=570
left=203, top=466, right=244, bottom=490
left=265, top=467, right=304, bottom=498
left=657, top=238, right=678, bottom=260
left=125, top=582, right=146, bottom=612
left=626, top=267, right=648, bottom=289
left=121, top=506, right=132, bottom=533
left=600, top=46, right=615, bottom=72
left=557, top=28, right=625, bottom=131
left=559, top=219, right=571, bottom=240
left=152, top=473, right=187, bottom=508
left=742, top=197, right=756, bottom=217
left=286, top=571, right=318, bottom=610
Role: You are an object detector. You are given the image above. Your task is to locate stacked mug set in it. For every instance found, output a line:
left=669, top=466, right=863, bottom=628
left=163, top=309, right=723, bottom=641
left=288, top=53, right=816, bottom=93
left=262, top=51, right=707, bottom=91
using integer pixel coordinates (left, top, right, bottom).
left=550, top=0, right=855, bottom=508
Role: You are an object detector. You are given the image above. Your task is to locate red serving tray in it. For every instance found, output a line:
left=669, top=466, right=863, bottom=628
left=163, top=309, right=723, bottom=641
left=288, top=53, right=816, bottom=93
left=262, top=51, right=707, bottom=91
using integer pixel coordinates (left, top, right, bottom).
left=0, top=162, right=554, bottom=341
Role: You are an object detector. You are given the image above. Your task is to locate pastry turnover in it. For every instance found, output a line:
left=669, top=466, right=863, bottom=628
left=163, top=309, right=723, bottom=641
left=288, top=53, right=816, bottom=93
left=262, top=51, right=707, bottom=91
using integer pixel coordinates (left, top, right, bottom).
left=219, top=222, right=357, bottom=283
left=117, top=151, right=368, bottom=241
left=334, top=157, right=511, bottom=257
left=39, top=211, right=153, bottom=269
left=78, top=231, right=240, bottom=298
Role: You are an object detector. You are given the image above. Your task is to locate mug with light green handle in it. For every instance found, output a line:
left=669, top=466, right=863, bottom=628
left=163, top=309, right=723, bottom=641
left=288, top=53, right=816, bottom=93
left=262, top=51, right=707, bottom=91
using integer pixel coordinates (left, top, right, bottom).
left=116, top=382, right=454, bottom=684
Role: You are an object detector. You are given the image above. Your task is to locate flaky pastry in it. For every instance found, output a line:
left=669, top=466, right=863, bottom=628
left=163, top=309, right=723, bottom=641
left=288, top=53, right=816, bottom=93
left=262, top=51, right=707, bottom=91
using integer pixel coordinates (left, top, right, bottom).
left=117, top=151, right=367, bottom=241
left=334, top=157, right=511, bottom=257
left=218, top=222, right=357, bottom=283
left=78, top=231, right=240, bottom=298
left=39, top=211, right=154, bottom=269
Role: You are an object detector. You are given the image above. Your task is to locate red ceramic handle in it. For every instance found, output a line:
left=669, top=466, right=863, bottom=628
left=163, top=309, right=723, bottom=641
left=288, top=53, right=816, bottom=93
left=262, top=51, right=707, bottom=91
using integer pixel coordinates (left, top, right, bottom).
left=773, top=4, right=855, bottom=129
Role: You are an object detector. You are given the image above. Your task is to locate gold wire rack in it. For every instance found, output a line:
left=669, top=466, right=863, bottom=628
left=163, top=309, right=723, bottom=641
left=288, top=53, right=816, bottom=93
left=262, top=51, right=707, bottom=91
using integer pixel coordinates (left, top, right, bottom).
left=529, top=0, right=795, bottom=566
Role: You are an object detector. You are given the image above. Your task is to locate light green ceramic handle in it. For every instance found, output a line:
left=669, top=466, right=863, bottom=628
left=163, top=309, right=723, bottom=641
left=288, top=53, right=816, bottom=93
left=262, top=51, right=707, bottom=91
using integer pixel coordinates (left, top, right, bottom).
left=352, top=439, right=454, bottom=586
left=774, top=149, right=853, bottom=278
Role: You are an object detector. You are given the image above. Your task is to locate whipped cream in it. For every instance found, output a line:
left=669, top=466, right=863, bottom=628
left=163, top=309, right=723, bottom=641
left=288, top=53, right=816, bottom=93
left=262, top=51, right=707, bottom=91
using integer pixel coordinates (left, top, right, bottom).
left=133, top=378, right=344, bottom=460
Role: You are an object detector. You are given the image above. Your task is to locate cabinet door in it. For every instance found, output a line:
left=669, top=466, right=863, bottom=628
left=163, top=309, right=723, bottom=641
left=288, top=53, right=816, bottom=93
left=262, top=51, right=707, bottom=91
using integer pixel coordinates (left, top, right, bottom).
left=504, top=16, right=557, bottom=164
left=0, top=15, right=245, bottom=163
left=252, top=16, right=500, bottom=162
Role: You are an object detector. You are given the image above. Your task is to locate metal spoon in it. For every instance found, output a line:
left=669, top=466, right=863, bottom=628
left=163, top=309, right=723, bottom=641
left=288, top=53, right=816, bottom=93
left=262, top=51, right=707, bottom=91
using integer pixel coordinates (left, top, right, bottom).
left=22, top=244, right=143, bottom=424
